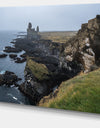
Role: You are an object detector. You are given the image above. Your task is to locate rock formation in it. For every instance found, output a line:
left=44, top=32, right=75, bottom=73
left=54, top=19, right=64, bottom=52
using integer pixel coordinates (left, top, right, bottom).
left=9, top=54, right=17, bottom=59
left=27, top=22, right=40, bottom=40
left=0, top=71, right=21, bottom=86
left=4, top=46, right=22, bottom=53
left=60, top=15, right=100, bottom=73
left=15, top=57, right=26, bottom=63
left=12, top=15, right=100, bottom=104
left=0, top=54, right=7, bottom=58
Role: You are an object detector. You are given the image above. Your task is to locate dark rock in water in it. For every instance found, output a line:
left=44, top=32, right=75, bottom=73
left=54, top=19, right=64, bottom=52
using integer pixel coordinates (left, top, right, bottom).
left=18, top=78, right=22, bottom=81
left=0, top=54, right=7, bottom=58
left=9, top=54, right=17, bottom=59
left=3, top=46, right=22, bottom=53
left=0, top=71, right=21, bottom=86
left=15, top=57, right=26, bottom=63
left=20, top=53, right=27, bottom=59
left=10, top=41, right=15, bottom=44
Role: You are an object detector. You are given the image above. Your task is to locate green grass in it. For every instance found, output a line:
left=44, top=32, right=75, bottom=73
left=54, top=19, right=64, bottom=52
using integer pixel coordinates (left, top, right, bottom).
left=26, top=58, right=50, bottom=81
left=39, top=69, right=100, bottom=113
left=39, top=31, right=77, bottom=43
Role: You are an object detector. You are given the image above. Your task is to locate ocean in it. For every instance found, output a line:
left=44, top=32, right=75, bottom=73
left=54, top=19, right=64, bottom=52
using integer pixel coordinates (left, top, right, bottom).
left=0, top=31, right=33, bottom=105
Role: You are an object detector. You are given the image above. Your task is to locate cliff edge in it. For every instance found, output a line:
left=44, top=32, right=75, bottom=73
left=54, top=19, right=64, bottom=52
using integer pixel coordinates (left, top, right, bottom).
left=60, top=15, right=100, bottom=73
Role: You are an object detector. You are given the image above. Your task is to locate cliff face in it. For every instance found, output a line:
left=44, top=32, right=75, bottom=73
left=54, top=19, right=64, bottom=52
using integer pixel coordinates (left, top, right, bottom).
left=14, top=39, right=63, bottom=58
left=18, top=15, right=100, bottom=104
left=19, top=57, right=81, bottom=104
left=60, top=15, right=100, bottom=73
left=17, top=39, right=82, bottom=104
left=38, top=16, right=100, bottom=109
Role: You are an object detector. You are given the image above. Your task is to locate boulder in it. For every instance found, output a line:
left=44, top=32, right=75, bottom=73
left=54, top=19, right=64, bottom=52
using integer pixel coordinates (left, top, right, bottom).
left=15, top=57, right=26, bottom=63
left=9, top=54, right=17, bottom=59
left=20, top=53, right=27, bottom=58
left=0, top=71, right=21, bottom=86
left=0, top=54, right=7, bottom=58
left=4, top=46, right=22, bottom=53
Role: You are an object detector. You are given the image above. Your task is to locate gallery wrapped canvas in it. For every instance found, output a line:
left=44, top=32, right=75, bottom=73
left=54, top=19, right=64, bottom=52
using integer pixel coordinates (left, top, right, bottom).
left=0, top=3, right=100, bottom=114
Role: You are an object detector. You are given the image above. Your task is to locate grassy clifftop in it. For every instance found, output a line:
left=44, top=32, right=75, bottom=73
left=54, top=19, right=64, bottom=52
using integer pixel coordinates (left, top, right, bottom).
left=39, top=31, right=77, bottom=43
left=39, top=68, right=100, bottom=113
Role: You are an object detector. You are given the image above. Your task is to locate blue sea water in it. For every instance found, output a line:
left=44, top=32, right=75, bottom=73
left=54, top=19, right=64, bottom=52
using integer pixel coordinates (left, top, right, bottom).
left=0, top=31, right=33, bottom=105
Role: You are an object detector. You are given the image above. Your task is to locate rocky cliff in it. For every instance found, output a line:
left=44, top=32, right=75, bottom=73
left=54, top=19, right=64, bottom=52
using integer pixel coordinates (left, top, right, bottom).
left=13, top=39, right=63, bottom=58
left=60, top=15, right=100, bottom=73
left=19, top=57, right=81, bottom=104
left=16, top=40, right=81, bottom=104
left=15, top=15, right=100, bottom=104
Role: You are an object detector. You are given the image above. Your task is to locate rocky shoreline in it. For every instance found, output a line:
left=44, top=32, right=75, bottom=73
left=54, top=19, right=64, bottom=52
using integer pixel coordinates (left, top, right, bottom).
left=2, top=33, right=82, bottom=104
left=1, top=15, right=100, bottom=105
left=6, top=33, right=82, bottom=105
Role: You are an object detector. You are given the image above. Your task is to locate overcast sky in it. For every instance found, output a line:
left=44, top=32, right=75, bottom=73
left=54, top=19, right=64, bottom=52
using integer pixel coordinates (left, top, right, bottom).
left=0, top=4, right=100, bottom=31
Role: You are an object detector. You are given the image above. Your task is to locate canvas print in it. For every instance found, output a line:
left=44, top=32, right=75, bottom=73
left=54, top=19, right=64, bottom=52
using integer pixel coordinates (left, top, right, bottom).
left=0, top=4, right=100, bottom=114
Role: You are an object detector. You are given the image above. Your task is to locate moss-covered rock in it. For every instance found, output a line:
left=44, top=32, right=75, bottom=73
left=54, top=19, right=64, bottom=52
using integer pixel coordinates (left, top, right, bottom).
left=26, top=58, right=50, bottom=81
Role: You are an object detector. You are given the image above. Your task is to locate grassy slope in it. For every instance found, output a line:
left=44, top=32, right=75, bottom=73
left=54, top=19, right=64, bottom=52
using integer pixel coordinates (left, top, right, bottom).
left=26, top=58, right=50, bottom=81
left=39, top=69, right=100, bottom=113
left=39, top=31, right=77, bottom=43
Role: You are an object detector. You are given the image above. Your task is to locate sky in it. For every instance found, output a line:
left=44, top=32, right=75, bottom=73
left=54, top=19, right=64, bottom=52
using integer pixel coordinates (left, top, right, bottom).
left=0, top=4, right=100, bottom=31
